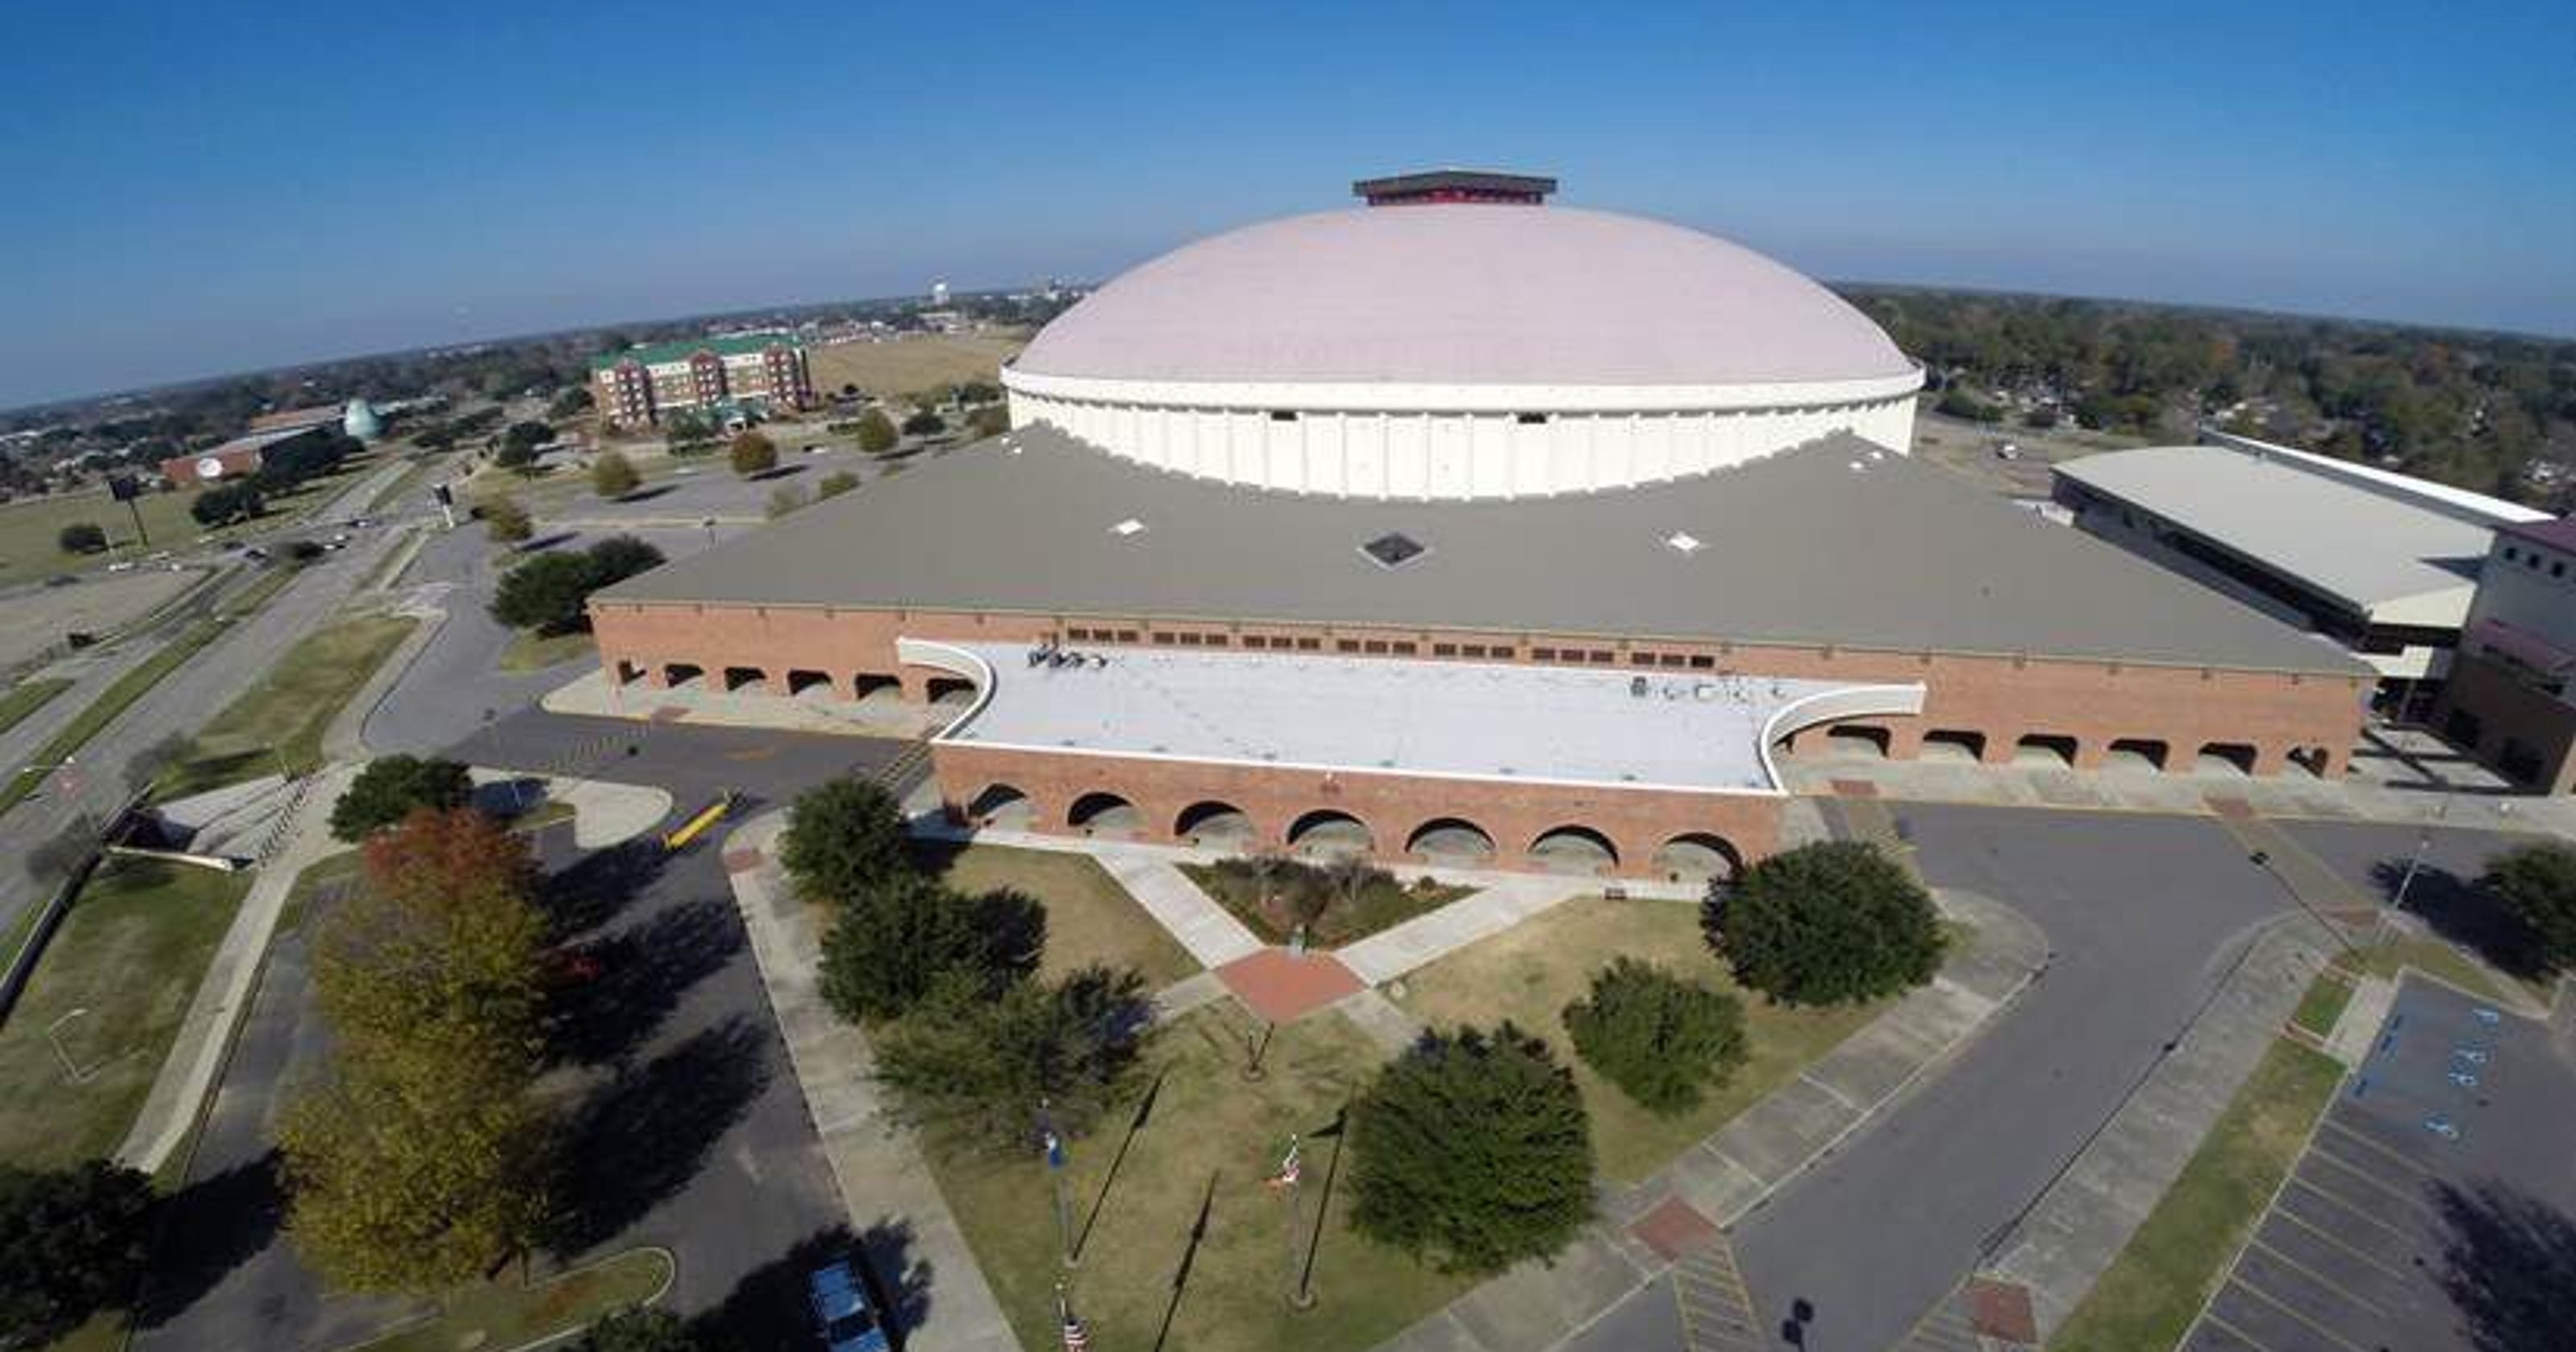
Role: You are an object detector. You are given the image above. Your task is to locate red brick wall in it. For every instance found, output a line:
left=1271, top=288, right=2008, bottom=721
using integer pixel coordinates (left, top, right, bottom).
left=2430, top=653, right=2576, bottom=793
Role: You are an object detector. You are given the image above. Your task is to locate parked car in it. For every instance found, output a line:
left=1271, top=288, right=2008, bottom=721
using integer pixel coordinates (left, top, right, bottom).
left=806, top=1257, right=890, bottom=1352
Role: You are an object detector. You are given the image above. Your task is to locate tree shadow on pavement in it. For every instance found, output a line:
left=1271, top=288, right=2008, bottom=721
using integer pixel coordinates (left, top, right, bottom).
left=134, top=1150, right=287, bottom=1329
left=549, top=1016, right=770, bottom=1254
left=2365, top=859, right=2547, bottom=979
left=541, top=839, right=670, bottom=939
left=548, top=897, right=745, bottom=1066
left=691, top=1221, right=930, bottom=1351
left=2434, top=1180, right=2576, bottom=1352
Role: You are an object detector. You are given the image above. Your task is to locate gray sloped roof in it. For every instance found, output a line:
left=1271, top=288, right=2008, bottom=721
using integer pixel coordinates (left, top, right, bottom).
left=597, top=426, right=2366, bottom=676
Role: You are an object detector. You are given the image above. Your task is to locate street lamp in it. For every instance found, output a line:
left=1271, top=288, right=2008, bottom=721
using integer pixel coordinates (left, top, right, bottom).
left=700, top=517, right=717, bottom=549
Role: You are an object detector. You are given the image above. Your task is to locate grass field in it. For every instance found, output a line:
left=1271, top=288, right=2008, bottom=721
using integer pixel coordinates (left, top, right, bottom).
left=498, top=628, right=596, bottom=674
left=350, top=1247, right=673, bottom=1352
left=2289, top=967, right=2357, bottom=1040
left=0, top=615, right=233, bottom=816
left=932, top=1004, right=1468, bottom=1352
left=1396, top=897, right=1894, bottom=1183
left=155, top=613, right=416, bottom=797
left=805, top=332, right=1028, bottom=401
left=0, top=858, right=254, bottom=1169
left=0, top=455, right=378, bottom=587
left=2051, top=1033, right=2343, bottom=1352
left=918, top=843, right=1200, bottom=987
left=0, top=677, right=72, bottom=735
left=1180, top=862, right=1473, bottom=948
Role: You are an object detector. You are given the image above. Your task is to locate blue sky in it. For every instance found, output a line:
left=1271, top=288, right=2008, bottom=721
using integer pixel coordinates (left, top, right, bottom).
left=2, top=1, right=2571, bottom=409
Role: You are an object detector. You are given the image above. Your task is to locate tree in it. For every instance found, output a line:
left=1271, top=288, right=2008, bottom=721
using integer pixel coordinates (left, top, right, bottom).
left=2483, top=839, right=2576, bottom=977
left=766, top=484, right=804, bottom=519
left=502, top=420, right=555, bottom=457
left=729, top=431, right=778, bottom=478
left=819, top=875, right=1045, bottom=1022
left=815, top=470, right=860, bottom=501
left=489, top=550, right=597, bottom=634
left=481, top=493, right=533, bottom=544
left=191, top=483, right=263, bottom=526
left=1348, top=1024, right=1591, bottom=1275
left=965, top=404, right=1009, bottom=438
left=899, top=409, right=946, bottom=437
left=0, top=1160, right=157, bottom=1343
left=57, top=521, right=107, bottom=554
left=853, top=409, right=898, bottom=453
left=582, top=534, right=665, bottom=589
left=329, top=755, right=475, bottom=843
left=590, top=450, right=639, bottom=500
left=547, top=386, right=596, bottom=421
left=873, top=964, right=1150, bottom=1146
left=574, top=1305, right=695, bottom=1352
left=661, top=409, right=713, bottom=449
left=1708, top=840, right=1943, bottom=1006
left=779, top=777, right=913, bottom=903
left=1562, top=958, right=1747, bottom=1114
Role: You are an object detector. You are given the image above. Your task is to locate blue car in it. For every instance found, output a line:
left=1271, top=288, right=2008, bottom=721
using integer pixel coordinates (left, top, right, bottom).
left=807, top=1257, right=891, bottom=1352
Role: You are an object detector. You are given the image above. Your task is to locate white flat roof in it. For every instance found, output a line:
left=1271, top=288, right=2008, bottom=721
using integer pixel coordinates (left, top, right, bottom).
left=931, top=641, right=1898, bottom=796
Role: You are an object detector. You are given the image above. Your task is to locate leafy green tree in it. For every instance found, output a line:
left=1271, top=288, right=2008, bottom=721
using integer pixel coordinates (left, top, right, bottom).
left=779, top=777, right=912, bottom=903
left=819, top=875, right=1045, bottom=1022
left=2483, top=839, right=2576, bottom=977
left=853, top=409, right=898, bottom=453
left=57, top=521, right=108, bottom=554
left=489, top=551, right=597, bottom=633
left=547, top=386, right=596, bottom=421
left=1348, top=1023, right=1591, bottom=1274
left=329, top=755, right=475, bottom=843
left=590, top=450, right=640, bottom=499
left=574, top=1305, right=695, bottom=1352
left=873, top=964, right=1150, bottom=1146
left=965, top=404, right=1009, bottom=438
left=815, top=470, right=860, bottom=500
left=0, top=1160, right=157, bottom=1343
left=899, top=409, right=946, bottom=437
left=502, top=420, right=555, bottom=457
left=191, top=483, right=264, bottom=526
left=1935, top=387, right=2004, bottom=422
left=581, top=534, right=665, bottom=588
left=1562, top=958, right=1746, bottom=1114
left=1707, top=840, right=1942, bottom=1005
left=766, top=484, right=804, bottom=519
left=729, top=431, right=778, bottom=478
left=481, top=493, right=533, bottom=543
left=661, top=409, right=714, bottom=448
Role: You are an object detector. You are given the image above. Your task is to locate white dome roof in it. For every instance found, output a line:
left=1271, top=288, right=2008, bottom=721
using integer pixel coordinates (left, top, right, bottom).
left=1014, top=205, right=1914, bottom=389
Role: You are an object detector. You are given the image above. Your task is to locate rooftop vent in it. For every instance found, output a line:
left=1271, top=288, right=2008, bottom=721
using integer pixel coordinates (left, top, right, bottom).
left=1665, top=531, right=1703, bottom=555
left=1354, top=169, right=1556, bottom=206
left=1110, top=517, right=1146, bottom=538
left=1360, top=531, right=1430, bottom=569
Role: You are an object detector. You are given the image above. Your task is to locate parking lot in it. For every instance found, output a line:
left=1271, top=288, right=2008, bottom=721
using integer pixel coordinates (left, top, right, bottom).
left=2182, top=978, right=2576, bottom=1352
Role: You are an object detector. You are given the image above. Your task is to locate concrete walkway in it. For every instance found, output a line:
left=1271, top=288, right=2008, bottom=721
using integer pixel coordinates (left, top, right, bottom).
left=1085, top=845, right=1261, bottom=967
left=720, top=810, right=1018, bottom=1352
left=544, top=668, right=949, bottom=740
left=1373, top=887, right=2052, bottom=1352
left=1338, top=873, right=1600, bottom=986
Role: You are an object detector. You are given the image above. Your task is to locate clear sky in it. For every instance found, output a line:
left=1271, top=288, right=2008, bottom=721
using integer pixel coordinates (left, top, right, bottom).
left=3, top=0, right=2571, bottom=409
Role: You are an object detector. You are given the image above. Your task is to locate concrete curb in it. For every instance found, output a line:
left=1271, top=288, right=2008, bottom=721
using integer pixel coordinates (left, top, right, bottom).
left=324, top=602, right=448, bottom=764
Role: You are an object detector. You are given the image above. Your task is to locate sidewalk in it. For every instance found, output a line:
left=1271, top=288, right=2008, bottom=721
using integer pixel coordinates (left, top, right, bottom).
left=1372, top=886, right=2052, bottom=1352
left=720, top=810, right=1018, bottom=1352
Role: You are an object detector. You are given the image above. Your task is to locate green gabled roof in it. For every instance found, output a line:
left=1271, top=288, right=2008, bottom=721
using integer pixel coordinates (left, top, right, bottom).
left=590, top=332, right=802, bottom=372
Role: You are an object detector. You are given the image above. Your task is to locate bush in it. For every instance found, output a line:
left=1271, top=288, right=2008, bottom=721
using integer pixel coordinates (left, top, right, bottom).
left=481, top=494, right=533, bottom=543
left=1936, top=387, right=2004, bottom=423
left=2483, top=839, right=2576, bottom=977
left=729, top=431, right=778, bottom=478
left=590, top=451, right=639, bottom=499
left=815, top=470, right=860, bottom=500
left=1707, top=840, right=1942, bottom=1005
left=766, top=485, right=804, bottom=519
left=0, top=1160, right=157, bottom=1344
left=486, top=536, right=664, bottom=633
left=779, top=777, right=911, bottom=903
left=853, top=409, right=898, bottom=453
left=1562, top=958, right=1747, bottom=1115
left=873, top=965, right=1150, bottom=1147
left=1349, top=1024, right=1591, bottom=1274
left=331, top=756, right=475, bottom=843
left=966, top=405, right=1009, bottom=438
left=819, top=875, right=1044, bottom=1022
left=191, top=483, right=263, bottom=526
left=57, top=521, right=107, bottom=554
left=899, top=409, right=945, bottom=437
left=574, top=1305, right=694, bottom=1352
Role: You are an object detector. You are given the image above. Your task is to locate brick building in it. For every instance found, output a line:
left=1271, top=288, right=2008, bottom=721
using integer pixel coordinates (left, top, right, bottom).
left=589, top=332, right=813, bottom=430
left=2432, top=517, right=2576, bottom=792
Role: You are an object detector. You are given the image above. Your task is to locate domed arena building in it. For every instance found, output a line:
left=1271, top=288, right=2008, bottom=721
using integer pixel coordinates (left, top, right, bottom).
left=588, top=172, right=2371, bottom=880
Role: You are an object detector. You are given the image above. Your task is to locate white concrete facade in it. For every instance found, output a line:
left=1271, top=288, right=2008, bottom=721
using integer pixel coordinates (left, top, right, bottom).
left=1002, top=368, right=1920, bottom=500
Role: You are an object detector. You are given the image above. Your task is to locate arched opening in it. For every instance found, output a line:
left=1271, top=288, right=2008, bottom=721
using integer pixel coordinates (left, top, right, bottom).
left=721, top=665, right=767, bottom=694
left=1823, top=724, right=1893, bottom=759
left=786, top=669, right=833, bottom=698
left=613, top=659, right=645, bottom=685
left=1286, top=809, right=1373, bottom=860
left=1174, top=801, right=1254, bottom=847
left=1067, top=791, right=1141, bottom=838
left=852, top=674, right=902, bottom=705
left=1530, top=824, right=1620, bottom=876
left=2103, top=737, right=2168, bottom=772
left=1405, top=817, right=1497, bottom=864
left=2013, top=733, right=2079, bottom=768
left=1920, top=729, right=1987, bottom=764
left=927, top=676, right=977, bottom=707
left=2194, top=741, right=2259, bottom=776
left=662, top=662, right=705, bottom=689
left=967, top=783, right=1034, bottom=829
left=2287, top=745, right=2332, bottom=778
left=1652, top=833, right=1742, bottom=884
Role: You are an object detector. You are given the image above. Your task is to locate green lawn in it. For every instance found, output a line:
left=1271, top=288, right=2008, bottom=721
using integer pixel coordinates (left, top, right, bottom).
left=2289, top=968, right=2356, bottom=1040
left=930, top=1005, right=1470, bottom=1352
left=0, top=616, right=233, bottom=816
left=0, top=459, right=377, bottom=587
left=2052, top=1035, right=2343, bottom=1352
left=0, top=858, right=254, bottom=1169
left=0, top=677, right=72, bottom=736
left=915, top=843, right=1199, bottom=987
left=1180, top=861, right=1473, bottom=948
left=347, top=1247, right=673, bottom=1352
left=155, top=614, right=417, bottom=797
left=497, top=627, right=596, bottom=673
left=1396, top=897, right=1895, bottom=1183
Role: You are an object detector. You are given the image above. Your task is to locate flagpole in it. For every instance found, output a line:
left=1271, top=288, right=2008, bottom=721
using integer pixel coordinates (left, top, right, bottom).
left=1042, top=1098, right=1077, bottom=1268
left=1293, top=1104, right=1349, bottom=1310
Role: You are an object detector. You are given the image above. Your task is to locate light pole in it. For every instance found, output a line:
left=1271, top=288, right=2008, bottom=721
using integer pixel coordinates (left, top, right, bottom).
left=700, top=517, right=718, bottom=550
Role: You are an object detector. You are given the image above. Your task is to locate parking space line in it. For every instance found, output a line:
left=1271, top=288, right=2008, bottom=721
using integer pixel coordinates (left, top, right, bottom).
left=2203, top=1309, right=2284, bottom=1352
left=2231, top=1272, right=2369, bottom=1352
left=2316, top=1115, right=2436, bottom=1177
left=2297, top=1147, right=2434, bottom=1218
left=2282, top=1178, right=2416, bottom=1245
left=2267, top=1206, right=2420, bottom=1286
left=2247, top=1235, right=2388, bottom=1318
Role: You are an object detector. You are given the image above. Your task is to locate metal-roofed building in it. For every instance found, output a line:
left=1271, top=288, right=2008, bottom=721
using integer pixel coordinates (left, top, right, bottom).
left=2052, top=432, right=2546, bottom=719
left=589, top=332, right=812, bottom=429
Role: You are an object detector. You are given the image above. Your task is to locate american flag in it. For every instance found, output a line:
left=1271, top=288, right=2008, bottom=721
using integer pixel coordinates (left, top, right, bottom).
left=1058, top=1289, right=1090, bottom=1351
left=1269, top=1133, right=1302, bottom=1189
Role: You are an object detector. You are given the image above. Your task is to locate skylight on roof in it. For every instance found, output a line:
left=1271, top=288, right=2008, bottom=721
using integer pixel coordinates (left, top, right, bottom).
left=1110, top=517, right=1146, bottom=537
left=1666, top=531, right=1703, bottom=555
left=1360, top=531, right=1429, bottom=568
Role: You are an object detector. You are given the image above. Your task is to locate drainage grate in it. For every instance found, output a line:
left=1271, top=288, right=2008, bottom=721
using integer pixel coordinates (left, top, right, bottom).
left=1360, top=531, right=1428, bottom=568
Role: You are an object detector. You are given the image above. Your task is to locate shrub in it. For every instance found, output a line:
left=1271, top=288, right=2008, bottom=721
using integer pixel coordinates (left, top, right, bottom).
left=873, top=964, right=1150, bottom=1147
left=191, top=483, right=263, bottom=526
left=330, top=755, right=475, bottom=843
left=853, top=410, right=898, bottom=453
left=2483, top=839, right=2576, bottom=976
left=574, top=1305, right=694, bottom=1352
left=1562, top=958, right=1747, bottom=1114
left=779, top=777, right=911, bottom=903
left=57, top=521, right=107, bottom=554
left=481, top=494, right=533, bottom=543
left=966, top=405, right=1009, bottom=438
left=766, top=485, right=804, bottom=519
left=815, top=470, right=860, bottom=500
left=0, top=1160, right=157, bottom=1343
left=819, top=875, right=1044, bottom=1022
left=1349, top=1024, right=1591, bottom=1274
left=729, top=431, right=778, bottom=477
left=899, top=409, right=946, bottom=437
left=589, top=451, right=639, bottom=499
left=1707, top=840, right=1943, bottom=1005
